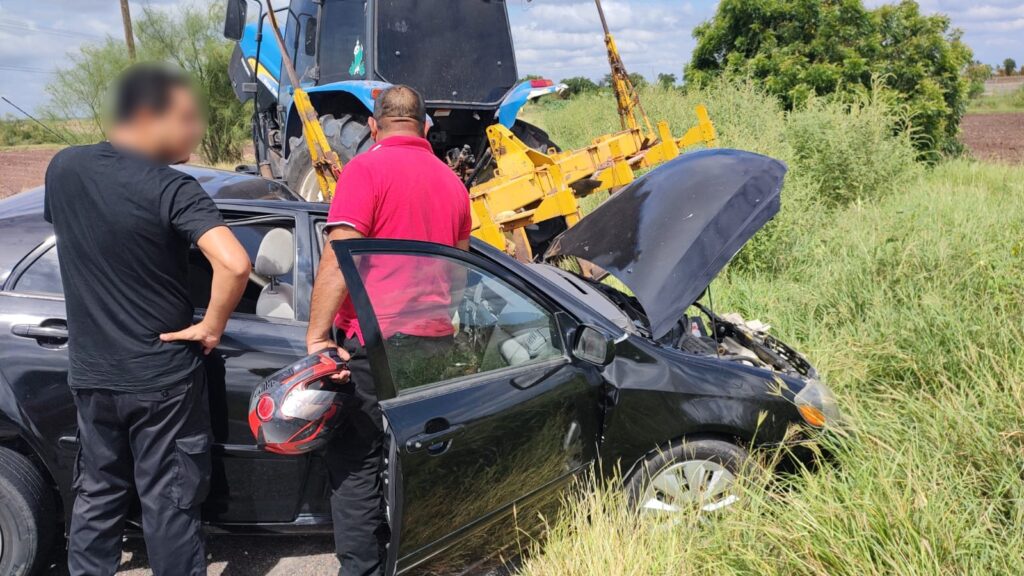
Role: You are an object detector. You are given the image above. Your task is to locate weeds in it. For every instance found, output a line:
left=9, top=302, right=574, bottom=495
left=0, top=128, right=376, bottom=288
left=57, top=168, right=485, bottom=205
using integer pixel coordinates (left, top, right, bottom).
left=517, top=86, right=1024, bottom=575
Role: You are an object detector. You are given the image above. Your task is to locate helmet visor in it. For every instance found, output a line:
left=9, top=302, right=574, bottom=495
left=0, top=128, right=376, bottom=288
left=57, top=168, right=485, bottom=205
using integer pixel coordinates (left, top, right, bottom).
left=281, top=388, right=338, bottom=421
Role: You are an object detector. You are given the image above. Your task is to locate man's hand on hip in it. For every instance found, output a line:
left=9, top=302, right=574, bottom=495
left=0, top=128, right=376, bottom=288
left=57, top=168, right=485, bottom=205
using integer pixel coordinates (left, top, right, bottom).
left=160, top=320, right=223, bottom=355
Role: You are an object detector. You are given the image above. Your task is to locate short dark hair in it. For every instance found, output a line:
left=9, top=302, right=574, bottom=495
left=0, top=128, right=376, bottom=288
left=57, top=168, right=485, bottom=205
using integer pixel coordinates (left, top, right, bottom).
left=112, top=64, right=192, bottom=124
left=373, top=85, right=425, bottom=132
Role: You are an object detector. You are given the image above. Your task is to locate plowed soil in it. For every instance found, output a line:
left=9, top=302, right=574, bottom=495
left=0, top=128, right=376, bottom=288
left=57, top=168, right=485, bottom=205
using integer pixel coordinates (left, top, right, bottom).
left=960, top=113, right=1024, bottom=164
left=0, top=146, right=60, bottom=199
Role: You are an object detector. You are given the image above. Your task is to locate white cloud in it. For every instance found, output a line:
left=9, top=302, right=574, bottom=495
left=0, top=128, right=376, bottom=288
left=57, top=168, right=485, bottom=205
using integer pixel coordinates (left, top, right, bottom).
left=508, top=0, right=709, bottom=81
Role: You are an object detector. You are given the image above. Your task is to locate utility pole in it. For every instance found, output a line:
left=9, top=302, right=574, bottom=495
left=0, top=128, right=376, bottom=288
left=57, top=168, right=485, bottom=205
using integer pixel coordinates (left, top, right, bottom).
left=119, top=0, right=137, bottom=61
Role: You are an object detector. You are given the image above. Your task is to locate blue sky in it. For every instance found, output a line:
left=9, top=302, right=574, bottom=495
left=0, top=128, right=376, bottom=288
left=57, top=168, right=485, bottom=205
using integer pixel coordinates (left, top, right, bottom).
left=1, top=0, right=1023, bottom=115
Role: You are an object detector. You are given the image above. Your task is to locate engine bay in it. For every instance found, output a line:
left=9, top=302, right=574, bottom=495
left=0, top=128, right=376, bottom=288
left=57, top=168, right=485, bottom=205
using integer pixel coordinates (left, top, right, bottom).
left=588, top=280, right=816, bottom=379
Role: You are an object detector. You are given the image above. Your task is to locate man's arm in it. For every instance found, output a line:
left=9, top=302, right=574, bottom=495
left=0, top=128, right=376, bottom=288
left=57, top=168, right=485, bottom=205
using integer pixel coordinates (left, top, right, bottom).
left=307, top=225, right=365, bottom=353
left=161, top=226, right=250, bottom=354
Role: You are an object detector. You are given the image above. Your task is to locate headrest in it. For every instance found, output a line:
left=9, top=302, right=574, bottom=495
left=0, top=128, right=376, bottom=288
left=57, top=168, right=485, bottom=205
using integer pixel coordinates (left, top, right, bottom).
left=255, top=228, right=294, bottom=277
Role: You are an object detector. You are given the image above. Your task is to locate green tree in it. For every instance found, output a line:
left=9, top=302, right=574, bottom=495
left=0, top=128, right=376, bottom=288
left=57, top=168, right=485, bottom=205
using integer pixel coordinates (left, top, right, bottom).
left=686, top=0, right=972, bottom=158
left=965, top=61, right=992, bottom=99
left=561, top=76, right=599, bottom=97
left=1002, top=58, right=1017, bottom=76
left=657, top=73, right=677, bottom=88
left=628, top=72, right=648, bottom=88
left=45, top=1, right=247, bottom=164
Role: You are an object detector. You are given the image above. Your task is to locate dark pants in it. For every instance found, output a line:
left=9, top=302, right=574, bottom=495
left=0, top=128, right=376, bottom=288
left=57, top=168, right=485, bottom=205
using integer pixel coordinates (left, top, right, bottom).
left=326, top=334, right=456, bottom=576
left=68, top=368, right=212, bottom=576
left=326, top=337, right=387, bottom=576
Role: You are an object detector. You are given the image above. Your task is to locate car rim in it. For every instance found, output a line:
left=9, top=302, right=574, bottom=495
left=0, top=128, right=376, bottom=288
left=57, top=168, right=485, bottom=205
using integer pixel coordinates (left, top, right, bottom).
left=298, top=168, right=324, bottom=203
left=640, top=459, right=738, bottom=514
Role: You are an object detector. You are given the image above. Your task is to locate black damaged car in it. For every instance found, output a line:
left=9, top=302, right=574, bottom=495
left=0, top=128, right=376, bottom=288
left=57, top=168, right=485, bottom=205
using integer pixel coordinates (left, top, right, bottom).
left=0, top=149, right=838, bottom=575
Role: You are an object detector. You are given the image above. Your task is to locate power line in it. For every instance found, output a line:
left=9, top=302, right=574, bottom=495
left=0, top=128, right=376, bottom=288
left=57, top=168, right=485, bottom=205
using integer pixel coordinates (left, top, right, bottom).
left=0, top=65, right=53, bottom=75
left=0, top=20, right=105, bottom=40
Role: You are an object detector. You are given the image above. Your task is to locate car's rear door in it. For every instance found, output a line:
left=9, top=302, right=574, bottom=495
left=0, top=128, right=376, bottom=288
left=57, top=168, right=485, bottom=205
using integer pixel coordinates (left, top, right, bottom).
left=194, top=209, right=328, bottom=525
left=0, top=237, right=77, bottom=514
left=334, top=239, right=604, bottom=574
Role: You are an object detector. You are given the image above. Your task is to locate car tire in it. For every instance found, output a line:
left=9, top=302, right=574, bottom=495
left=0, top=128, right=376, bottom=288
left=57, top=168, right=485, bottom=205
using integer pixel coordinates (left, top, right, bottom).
left=0, top=447, right=56, bottom=576
left=285, top=113, right=373, bottom=202
left=626, top=438, right=748, bottom=515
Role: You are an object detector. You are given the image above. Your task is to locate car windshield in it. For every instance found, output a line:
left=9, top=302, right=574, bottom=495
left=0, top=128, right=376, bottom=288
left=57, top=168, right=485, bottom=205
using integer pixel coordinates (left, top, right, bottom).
left=526, top=263, right=634, bottom=333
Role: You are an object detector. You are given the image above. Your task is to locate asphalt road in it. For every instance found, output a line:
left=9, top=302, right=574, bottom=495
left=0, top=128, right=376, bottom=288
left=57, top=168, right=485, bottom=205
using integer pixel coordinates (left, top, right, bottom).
left=44, top=535, right=340, bottom=575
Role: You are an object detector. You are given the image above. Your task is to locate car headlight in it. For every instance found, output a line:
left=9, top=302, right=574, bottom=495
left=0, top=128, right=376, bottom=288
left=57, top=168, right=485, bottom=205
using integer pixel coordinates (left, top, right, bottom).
left=794, top=378, right=841, bottom=428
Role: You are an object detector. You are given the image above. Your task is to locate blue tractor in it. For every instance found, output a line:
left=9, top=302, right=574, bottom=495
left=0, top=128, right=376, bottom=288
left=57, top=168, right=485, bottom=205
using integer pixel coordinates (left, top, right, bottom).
left=223, top=0, right=564, bottom=202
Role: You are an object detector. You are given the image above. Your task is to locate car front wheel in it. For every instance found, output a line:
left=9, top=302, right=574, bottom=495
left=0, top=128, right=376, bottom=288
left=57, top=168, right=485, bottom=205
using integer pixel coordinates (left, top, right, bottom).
left=0, top=447, right=55, bottom=576
left=627, top=438, right=748, bottom=515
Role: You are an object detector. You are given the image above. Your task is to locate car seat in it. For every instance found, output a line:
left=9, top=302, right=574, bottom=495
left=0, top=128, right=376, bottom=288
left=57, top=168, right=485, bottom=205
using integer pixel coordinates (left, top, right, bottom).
left=254, top=228, right=295, bottom=320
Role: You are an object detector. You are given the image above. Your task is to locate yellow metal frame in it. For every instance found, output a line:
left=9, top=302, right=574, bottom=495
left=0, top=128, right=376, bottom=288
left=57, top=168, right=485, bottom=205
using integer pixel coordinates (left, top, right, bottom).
left=266, top=0, right=343, bottom=200
left=469, top=105, right=717, bottom=260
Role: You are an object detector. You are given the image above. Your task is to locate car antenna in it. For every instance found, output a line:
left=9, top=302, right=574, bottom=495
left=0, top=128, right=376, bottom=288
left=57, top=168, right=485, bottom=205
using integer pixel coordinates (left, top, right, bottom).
left=1, top=96, right=73, bottom=147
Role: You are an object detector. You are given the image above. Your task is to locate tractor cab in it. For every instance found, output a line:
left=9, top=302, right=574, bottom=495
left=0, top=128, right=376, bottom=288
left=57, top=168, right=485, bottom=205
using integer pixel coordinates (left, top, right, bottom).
left=225, top=0, right=553, bottom=200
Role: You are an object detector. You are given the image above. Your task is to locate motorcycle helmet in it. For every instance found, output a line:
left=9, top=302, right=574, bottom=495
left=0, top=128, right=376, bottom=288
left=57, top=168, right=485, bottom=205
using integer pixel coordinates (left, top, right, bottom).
left=248, top=349, right=348, bottom=455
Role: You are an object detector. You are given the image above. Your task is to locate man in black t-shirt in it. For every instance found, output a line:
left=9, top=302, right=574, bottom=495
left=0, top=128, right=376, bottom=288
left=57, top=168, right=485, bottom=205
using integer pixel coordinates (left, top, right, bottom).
left=44, top=65, right=251, bottom=576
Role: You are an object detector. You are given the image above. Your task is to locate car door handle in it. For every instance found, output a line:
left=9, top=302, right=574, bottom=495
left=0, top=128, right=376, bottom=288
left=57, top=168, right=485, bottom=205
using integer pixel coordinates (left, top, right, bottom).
left=12, top=321, right=69, bottom=346
left=406, top=424, right=464, bottom=455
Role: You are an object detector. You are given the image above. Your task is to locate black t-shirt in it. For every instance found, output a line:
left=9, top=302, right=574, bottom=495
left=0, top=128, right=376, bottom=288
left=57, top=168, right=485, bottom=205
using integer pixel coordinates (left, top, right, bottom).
left=44, top=142, right=225, bottom=392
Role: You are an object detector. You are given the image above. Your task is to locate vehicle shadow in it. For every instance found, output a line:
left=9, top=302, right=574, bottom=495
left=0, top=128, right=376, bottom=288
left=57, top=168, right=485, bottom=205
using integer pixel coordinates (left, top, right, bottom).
left=44, top=534, right=339, bottom=575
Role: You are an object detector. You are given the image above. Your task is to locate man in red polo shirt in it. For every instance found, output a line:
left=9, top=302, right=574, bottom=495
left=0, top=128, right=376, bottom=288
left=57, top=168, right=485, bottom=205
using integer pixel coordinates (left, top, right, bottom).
left=306, top=85, right=471, bottom=576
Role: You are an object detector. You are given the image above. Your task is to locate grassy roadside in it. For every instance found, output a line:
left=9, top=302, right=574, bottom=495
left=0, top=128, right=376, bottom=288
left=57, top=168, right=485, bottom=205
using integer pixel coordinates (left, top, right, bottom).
left=518, top=89, right=1024, bottom=574
left=968, top=87, right=1024, bottom=114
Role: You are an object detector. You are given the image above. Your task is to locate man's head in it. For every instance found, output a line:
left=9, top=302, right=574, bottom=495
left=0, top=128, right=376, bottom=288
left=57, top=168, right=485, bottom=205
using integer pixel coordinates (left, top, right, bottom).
left=109, top=64, right=204, bottom=164
left=369, top=85, right=428, bottom=141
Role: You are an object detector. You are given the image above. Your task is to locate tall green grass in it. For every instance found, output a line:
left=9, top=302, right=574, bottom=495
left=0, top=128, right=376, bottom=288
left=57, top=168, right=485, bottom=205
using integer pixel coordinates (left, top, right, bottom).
left=523, top=82, right=921, bottom=272
left=968, top=86, right=1024, bottom=114
left=517, top=86, right=1024, bottom=575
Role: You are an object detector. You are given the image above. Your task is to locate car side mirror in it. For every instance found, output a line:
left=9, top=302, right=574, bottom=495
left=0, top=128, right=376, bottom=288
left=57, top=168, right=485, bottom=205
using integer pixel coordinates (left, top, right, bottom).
left=573, top=325, right=615, bottom=366
left=224, top=0, right=248, bottom=41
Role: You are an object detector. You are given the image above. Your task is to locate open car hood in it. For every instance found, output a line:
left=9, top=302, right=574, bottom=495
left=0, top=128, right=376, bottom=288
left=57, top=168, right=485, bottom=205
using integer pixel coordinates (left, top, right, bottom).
left=544, top=149, right=787, bottom=339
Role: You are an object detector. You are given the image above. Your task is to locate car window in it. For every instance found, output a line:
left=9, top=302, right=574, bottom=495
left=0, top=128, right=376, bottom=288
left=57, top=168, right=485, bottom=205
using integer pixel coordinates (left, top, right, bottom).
left=350, top=252, right=564, bottom=393
left=189, top=220, right=297, bottom=320
left=14, top=245, right=62, bottom=296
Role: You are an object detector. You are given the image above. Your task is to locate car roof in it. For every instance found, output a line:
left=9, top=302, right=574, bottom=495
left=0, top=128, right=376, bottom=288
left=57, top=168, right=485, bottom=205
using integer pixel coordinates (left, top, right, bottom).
left=0, top=164, right=316, bottom=282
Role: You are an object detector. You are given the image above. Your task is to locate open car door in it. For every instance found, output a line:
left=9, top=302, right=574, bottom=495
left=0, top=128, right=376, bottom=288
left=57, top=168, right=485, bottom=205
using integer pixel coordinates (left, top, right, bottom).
left=334, top=239, right=603, bottom=574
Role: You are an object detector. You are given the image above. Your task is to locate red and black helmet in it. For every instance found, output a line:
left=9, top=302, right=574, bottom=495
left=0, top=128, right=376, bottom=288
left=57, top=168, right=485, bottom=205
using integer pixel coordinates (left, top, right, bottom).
left=248, top=350, right=348, bottom=455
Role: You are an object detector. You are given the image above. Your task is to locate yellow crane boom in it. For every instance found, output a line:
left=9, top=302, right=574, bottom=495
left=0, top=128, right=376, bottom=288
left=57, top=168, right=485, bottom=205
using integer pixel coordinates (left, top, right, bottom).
left=467, top=0, right=717, bottom=261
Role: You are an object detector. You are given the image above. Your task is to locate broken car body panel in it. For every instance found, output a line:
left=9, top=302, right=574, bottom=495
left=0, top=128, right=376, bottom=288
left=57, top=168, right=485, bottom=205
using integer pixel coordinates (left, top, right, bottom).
left=545, top=148, right=787, bottom=339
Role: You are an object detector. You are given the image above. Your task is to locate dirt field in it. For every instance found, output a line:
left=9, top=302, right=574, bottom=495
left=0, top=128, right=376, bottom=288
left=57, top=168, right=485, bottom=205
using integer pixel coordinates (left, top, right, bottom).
left=0, top=146, right=61, bottom=199
left=960, top=113, right=1024, bottom=164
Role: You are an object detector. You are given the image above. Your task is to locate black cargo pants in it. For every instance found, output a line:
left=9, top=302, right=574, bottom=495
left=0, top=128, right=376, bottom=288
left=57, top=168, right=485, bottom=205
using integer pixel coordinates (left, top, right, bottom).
left=68, top=367, right=211, bottom=576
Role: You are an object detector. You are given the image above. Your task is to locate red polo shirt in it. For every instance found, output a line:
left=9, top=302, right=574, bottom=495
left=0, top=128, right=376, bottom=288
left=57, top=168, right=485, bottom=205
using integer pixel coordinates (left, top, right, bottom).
left=327, top=135, right=472, bottom=343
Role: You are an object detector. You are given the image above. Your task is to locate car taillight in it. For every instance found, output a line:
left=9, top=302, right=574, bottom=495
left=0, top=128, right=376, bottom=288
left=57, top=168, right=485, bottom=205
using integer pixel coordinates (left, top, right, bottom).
left=530, top=79, right=554, bottom=88
left=256, top=395, right=275, bottom=422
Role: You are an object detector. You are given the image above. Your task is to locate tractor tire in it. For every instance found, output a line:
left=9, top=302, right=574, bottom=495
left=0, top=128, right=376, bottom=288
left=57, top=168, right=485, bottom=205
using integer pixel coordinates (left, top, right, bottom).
left=0, top=447, right=56, bottom=576
left=285, top=114, right=373, bottom=202
left=510, top=121, right=567, bottom=259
